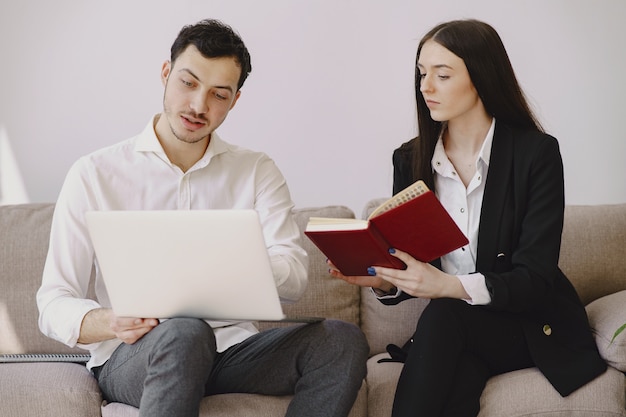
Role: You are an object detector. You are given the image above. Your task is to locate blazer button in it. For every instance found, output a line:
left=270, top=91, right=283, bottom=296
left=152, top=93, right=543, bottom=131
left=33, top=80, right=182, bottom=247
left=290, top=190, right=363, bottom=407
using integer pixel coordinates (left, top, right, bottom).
left=543, top=325, right=552, bottom=336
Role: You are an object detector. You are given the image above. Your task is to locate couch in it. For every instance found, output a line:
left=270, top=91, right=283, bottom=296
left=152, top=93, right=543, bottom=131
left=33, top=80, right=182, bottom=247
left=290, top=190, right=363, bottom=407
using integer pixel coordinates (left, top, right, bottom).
left=1, top=201, right=625, bottom=417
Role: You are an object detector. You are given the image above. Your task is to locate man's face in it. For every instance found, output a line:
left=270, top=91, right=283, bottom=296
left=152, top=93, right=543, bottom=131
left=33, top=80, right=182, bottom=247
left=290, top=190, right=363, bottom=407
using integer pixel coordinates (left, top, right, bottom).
left=158, top=45, right=241, bottom=145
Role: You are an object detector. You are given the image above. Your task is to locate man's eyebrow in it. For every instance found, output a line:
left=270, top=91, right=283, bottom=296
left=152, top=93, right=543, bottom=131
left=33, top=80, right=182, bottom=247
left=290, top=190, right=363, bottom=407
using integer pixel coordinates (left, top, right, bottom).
left=177, top=68, right=235, bottom=92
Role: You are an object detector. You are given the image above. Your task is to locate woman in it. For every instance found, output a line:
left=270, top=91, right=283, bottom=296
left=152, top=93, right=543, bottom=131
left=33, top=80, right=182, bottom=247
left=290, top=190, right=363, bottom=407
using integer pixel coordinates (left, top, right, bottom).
left=330, top=19, right=606, bottom=416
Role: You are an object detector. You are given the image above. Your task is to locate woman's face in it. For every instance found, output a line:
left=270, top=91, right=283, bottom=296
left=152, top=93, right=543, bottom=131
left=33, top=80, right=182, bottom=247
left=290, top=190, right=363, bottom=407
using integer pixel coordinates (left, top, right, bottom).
left=417, top=40, right=485, bottom=125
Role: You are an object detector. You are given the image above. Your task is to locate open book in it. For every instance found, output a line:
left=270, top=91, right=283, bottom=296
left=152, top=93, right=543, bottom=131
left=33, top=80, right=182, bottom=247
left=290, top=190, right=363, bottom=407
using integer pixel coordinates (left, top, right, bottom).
left=304, top=180, right=469, bottom=276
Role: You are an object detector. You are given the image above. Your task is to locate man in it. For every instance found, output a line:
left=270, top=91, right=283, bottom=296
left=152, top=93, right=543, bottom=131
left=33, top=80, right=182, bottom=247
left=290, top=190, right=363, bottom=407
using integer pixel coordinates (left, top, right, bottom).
left=37, top=19, right=368, bottom=417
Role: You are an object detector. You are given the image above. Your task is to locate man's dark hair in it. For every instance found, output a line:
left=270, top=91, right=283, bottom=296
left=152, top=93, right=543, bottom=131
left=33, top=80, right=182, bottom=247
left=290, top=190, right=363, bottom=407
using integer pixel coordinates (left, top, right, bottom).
left=170, top=19, right=252, bottom=91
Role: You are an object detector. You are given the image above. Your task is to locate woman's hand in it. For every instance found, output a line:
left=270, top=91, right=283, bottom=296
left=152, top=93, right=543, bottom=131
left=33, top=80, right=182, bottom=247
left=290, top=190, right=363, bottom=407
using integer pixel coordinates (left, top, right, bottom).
left=327, top=260, right=396, bottom=293
left=371, top=248, right=469, bottom=300
left=328, top=249, right=469, bottom=300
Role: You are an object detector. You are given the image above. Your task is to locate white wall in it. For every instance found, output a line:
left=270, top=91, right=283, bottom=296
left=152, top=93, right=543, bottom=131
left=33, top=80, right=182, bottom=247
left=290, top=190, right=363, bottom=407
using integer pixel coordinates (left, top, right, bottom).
left=1, top=0, right=624, bottom=215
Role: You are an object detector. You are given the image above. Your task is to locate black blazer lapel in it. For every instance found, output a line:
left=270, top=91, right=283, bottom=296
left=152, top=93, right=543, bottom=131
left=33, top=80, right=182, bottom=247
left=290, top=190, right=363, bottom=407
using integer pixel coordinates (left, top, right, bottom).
left=476, top=123, right=515, bottom=272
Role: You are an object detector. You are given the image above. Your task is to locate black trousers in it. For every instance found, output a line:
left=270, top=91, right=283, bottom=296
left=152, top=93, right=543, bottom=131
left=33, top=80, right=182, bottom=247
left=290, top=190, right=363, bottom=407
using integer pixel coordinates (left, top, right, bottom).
left=392, top=298, right=534, bottom=417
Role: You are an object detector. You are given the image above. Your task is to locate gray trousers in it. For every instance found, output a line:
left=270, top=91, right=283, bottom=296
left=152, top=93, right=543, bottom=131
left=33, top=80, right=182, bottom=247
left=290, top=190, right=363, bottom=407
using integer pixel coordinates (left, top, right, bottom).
left=94, top=318, right=369, bottom=417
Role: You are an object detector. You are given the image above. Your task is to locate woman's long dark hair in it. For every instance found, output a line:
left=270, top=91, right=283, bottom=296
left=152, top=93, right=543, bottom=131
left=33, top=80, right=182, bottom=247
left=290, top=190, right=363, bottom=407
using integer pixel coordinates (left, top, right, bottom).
left=411, top=19, right=543, bottom=189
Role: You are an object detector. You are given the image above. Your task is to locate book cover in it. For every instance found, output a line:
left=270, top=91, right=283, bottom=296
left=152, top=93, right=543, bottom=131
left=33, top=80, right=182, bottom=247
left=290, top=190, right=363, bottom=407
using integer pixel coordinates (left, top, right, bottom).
left=304, top=180, right=469, bottom=276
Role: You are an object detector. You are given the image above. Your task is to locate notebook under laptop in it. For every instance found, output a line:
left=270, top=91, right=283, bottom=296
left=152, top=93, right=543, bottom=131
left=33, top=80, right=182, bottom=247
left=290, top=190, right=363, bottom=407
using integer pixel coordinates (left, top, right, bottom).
left=85, top=209, right=321, bottom=323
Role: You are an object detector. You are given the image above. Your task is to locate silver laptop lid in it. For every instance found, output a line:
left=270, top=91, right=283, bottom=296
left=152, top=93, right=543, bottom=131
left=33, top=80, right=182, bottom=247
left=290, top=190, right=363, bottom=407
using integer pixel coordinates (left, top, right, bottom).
left=85, top=210, right=286, bottom=321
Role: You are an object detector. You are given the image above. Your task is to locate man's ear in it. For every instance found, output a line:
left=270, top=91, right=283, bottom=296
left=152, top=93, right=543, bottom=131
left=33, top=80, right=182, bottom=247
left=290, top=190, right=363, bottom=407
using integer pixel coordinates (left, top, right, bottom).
left=161, top=61, right=172, bottom=87
left=229, top=90, right=242, bottom=110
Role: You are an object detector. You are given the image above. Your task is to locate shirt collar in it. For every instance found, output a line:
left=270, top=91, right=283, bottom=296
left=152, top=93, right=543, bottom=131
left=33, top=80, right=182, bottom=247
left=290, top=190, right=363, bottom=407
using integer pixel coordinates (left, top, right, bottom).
left=432, top=118, right=496, bottom=174
left=479, top=118, right=496, bottom=168
left=134, top=115, right=164, bottom=153
left=134, top=114, right=229, bottom=169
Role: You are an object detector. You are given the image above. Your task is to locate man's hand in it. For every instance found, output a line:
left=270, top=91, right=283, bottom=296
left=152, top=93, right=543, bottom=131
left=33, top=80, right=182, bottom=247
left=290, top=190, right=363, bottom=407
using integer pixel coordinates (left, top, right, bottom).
left=110, top=316, right=160, bottom=345
left=78, top=308, right=159, bottom=345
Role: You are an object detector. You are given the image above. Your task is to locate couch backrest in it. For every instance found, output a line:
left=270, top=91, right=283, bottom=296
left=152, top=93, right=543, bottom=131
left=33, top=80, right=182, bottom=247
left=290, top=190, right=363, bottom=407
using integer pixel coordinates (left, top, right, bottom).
left=259, top=205, right=361, bottom=331
left=0, top=203, right=89, bottom=356
left=2, top=202, right=624, bottom=359
left=560, top=204, right=626, bottom=305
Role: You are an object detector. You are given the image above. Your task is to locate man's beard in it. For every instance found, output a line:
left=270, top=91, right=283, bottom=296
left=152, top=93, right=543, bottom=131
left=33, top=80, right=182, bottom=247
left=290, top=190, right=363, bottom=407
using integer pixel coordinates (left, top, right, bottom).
left=164, top=108, right=210, bottom=145
left=162, top=84, right=210, bottom=144
left=169, top=120, right=209, bottom=144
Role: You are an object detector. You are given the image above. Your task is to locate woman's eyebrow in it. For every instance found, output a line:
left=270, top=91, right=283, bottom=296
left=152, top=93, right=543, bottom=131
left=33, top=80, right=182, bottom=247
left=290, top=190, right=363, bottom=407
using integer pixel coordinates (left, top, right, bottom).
left=418, top=62, right=454, bottom=70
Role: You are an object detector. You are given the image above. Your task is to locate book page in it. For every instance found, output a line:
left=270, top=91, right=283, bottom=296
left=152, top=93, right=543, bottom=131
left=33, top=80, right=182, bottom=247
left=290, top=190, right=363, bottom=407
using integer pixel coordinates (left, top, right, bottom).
left=368, top=180, right=429, bottom=219
left=305, top=217, right=368, bottom=232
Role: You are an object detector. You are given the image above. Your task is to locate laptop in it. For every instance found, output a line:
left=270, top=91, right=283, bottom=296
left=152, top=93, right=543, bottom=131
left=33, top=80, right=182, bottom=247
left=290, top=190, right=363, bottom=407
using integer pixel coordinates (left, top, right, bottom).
left=85, top=209, right=321, bottom=323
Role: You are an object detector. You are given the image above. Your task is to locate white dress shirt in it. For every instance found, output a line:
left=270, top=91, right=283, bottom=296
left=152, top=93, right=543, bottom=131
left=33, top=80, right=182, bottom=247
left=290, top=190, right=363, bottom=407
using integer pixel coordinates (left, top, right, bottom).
left=433, top=118, right=495, bottom=305
left=37, top=115, right=308, bottom=370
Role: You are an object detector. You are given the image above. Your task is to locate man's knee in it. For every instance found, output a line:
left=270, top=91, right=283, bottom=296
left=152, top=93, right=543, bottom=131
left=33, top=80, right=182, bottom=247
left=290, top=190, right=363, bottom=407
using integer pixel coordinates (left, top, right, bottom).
left=151, top=318, right=216, bottom=358
left=323, top=320, right=368, bottom=352
left=312, top=320, right=369, bottom=375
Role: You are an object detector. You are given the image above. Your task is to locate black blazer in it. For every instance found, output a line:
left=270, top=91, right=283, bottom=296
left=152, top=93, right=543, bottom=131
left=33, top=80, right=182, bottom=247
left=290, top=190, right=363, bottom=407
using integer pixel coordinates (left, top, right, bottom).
left=388, top=122, right=606, bottom=396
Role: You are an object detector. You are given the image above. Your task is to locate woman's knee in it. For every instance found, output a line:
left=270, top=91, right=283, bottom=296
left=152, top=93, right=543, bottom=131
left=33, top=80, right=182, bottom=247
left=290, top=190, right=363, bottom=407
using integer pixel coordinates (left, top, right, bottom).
left=420, top=299, right=467, bottom=324
left=413, top=298, right=469, bottom=341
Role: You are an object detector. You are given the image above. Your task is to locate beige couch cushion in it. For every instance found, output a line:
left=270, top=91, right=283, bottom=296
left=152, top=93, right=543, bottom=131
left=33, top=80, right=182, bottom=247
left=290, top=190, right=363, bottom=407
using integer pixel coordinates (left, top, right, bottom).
left=478, top=366, right=626, bottom=417
left=102, top=382, right=368, bottom=417
left=365, top=353, right=404, bottom=417
left=360, top=288, right=428, bottom=356
left=560, top=204, right=626, bottom=305
left=0, top=362, right=102, bottom=417
left=366, top=355, right=626, bottom=417
left=587, top=290, right=626, bottom=371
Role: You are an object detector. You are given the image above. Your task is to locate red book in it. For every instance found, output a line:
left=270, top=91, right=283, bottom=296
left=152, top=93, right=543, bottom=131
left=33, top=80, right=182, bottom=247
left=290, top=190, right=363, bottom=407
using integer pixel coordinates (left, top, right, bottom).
left=304, top=180, right=469, bottom=276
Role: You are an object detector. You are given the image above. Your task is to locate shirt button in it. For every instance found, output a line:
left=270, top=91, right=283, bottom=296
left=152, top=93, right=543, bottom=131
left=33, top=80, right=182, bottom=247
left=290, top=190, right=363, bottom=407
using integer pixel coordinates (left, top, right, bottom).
left=460, top=207, right=465, bottom=213
left=543, top=325, right=552, bottom=336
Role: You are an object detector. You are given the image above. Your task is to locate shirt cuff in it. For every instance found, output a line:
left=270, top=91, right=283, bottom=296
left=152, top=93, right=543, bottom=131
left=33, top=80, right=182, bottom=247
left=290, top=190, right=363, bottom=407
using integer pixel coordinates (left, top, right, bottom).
left=370, top=286, right=401, bottom=299
left=458, top=273, right=491, bottom=305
